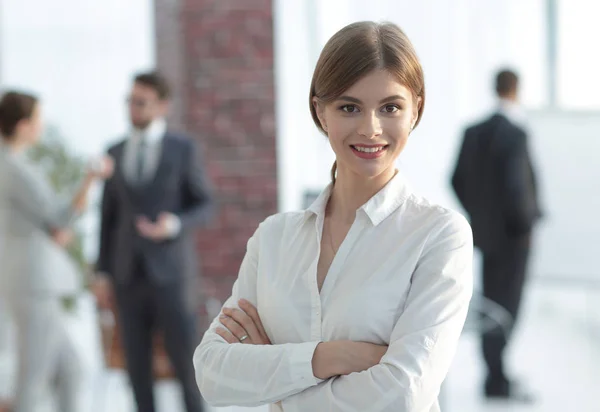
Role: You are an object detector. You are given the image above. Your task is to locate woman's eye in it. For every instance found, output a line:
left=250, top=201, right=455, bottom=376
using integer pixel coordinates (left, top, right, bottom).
left=340, top=105, right=359, bottom=113
left=382, top=104, right=400, bottom=113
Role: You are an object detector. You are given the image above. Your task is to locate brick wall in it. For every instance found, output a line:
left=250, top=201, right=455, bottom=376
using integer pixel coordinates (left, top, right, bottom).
left=154, top=0, right=186, bottom=131
left=155, top=0, right=277, bottom=315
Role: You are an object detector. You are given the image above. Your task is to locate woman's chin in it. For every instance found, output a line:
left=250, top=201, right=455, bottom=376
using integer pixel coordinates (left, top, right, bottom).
left=347, top=163, right=394, bottom=181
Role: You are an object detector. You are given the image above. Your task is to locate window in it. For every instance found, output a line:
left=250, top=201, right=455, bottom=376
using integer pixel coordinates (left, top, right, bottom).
left=556, top=0, right=600, bottom=110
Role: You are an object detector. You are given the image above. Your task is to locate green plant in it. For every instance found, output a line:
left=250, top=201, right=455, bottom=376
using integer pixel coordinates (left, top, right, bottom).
left=27, top=126, right=89, bottom=280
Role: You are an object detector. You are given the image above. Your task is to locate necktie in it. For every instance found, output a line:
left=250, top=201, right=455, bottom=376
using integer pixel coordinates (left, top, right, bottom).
left=135, top=135, right=147, bottom=182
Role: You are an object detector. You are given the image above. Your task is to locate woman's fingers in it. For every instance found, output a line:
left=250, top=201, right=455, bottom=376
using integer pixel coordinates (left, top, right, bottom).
left=219, top=312, right=250, bottom=343
left=239, top=299, right=271, bottom=344
left=218, top=302, right=272, bottom=345
left=215, top=327, right=238, bottom=344
left=223, top=307, right=262, bottom=344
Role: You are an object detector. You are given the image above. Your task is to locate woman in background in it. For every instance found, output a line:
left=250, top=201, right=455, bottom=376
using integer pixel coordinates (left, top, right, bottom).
left=194, top=21, right=473, bottom=411
left=0, top=90, right=112, bottom=412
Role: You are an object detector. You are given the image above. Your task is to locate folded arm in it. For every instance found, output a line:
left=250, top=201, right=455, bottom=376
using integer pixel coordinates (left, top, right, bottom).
left=280, top=214, right=474, bottom=412
left=193, top=218, right=322, bottom=407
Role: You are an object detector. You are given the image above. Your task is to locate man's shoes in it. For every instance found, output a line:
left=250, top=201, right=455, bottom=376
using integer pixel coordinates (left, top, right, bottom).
left=484, top=379, right=536, bottom=404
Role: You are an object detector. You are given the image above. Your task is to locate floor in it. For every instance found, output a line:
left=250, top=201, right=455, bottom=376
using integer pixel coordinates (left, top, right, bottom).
left=443, top=281, right=600, bottom=412
left=2, top=281, right=599, bottom=412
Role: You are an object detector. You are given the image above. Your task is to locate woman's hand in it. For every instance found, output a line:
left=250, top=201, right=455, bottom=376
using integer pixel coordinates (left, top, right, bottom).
left=312, top=341, right=388, bottom=380
left=334, top=341, right=388, bottom=375
left=216, top=299, right=272, bottom=345
left=51, top=228, right=74, bottom=247
left=213, top=300, right=386, bottom=379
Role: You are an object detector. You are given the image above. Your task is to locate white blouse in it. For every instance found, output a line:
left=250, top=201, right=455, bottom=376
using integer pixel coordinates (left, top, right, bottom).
left=194, top=172, right=473, bottom=412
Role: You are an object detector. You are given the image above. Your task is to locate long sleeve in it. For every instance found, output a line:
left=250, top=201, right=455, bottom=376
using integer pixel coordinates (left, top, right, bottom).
left=8, top=159, right=77, bottom=231
left=502, top=131, right=538, bottom=235
left=451, top=131, right=470, bottom=210
left=96, top=175, right=118, bottom=276
left=178, top=139, right=215, bottom=229
left=193, top=218, right=323, bottom=407
left=280, top=213, right=474, bottom=412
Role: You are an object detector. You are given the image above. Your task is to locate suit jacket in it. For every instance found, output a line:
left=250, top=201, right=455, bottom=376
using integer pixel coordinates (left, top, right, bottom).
left=0, top=145, right=81, bottom=297
left=451, top=114, right=541, bottom=252
left=96, top=131, right=214, bottom=286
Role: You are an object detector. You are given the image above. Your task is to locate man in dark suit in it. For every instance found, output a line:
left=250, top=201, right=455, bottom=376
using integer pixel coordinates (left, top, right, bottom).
left=94, top=71, right=213, bottom=412
left=451, top=69, right=541, bottom=402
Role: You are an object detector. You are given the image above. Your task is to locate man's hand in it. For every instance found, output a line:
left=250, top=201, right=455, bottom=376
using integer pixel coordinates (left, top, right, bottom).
left=51, top=228, right=74, bottom=248
left=216, top=299, right=272, bottom=345
left=87, top=155, right=115, bottom=180
left=312, top=341, right=388, bottom=380
left=136, top=212, right=179, bottom=242
left=92, top=275, right=114, bottom=309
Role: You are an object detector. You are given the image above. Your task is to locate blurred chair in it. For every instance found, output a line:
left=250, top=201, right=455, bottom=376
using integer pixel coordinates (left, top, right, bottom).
left=463, top=293, right=513, bottom=336
left=439, top=292, right=513, bottom=409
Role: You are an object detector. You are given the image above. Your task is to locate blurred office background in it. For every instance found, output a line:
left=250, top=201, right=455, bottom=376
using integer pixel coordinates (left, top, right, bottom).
left=0, top=0, right=598, bottom=411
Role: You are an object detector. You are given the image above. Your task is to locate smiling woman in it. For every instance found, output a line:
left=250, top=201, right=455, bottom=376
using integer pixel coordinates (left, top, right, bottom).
left=309, top=22, right=425, bottom=183
left=193, top=21, right=473, bottom=412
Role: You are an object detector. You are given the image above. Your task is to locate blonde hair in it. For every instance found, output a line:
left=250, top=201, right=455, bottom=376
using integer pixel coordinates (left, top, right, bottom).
left=309, top=21, right=426, bottom=182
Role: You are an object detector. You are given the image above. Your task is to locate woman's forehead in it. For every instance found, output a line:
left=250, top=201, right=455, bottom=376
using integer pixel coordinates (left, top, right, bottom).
left=337, top=70, right=412, bottom=102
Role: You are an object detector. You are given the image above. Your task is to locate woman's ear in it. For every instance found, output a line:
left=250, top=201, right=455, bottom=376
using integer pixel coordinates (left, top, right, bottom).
left=411, top=96, right=422, bottom=129
left=312, top=97, right=328, bottom=132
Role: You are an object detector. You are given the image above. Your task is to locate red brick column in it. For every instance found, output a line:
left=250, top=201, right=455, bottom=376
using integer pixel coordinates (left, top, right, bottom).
left=156, top=0, right=278, bottom=316
left=102, top=0, right=277, bottom=377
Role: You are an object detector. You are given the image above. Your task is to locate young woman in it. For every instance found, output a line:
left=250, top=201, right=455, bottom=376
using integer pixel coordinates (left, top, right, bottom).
left=0, top=90, right=112, bottom=412
left=194, top=21, right=473, bottom=412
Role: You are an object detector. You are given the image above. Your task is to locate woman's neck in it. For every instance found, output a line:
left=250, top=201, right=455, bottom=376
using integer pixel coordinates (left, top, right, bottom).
left=327, top=166, right=397, bottom=224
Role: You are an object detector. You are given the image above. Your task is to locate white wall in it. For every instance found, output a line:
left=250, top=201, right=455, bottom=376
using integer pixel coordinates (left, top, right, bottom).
left=0, top=0, right=155, bottom=259
left=557, top=0, right=600, bottom=110
left=273, top=0, right=335, bottom=212
left=527, top=110, right=600, bottom=280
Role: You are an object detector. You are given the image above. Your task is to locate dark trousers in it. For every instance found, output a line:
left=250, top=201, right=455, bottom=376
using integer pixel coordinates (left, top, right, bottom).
left=481, top=233, right=531, bottom=390
left=114, top=257, right=204, bottom=412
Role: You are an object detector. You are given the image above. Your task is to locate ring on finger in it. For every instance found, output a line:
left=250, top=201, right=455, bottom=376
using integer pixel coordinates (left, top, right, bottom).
left=239, top=334, right=249, bottom=342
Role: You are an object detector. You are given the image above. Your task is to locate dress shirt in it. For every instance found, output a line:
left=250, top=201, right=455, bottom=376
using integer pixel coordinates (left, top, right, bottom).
left=497, top=98, right=528, bottom=130
left=123, top=117, right=166, bottom=183
left=122, top=118, right=180, bottom=237
left=194, top=171, right=474, bottom=412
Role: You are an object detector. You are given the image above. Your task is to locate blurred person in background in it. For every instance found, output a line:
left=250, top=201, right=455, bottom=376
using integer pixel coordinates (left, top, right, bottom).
left=451, top=69, right=542, bottom=402
left=93, top=71, right=213, bottom=412
left=194, top=21, right=473, bottom=412
left=0, top=90, right=113, bottom=412
left=0, top=301, right=12, bottom=412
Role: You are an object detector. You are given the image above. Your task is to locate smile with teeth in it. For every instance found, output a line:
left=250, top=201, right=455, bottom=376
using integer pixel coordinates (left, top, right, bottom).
left=351, top=145, right=387, bottom=153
